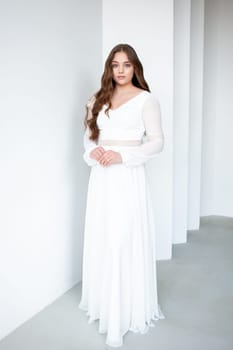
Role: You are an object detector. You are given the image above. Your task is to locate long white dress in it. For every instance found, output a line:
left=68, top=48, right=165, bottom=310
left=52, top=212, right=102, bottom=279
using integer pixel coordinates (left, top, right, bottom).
left=78, top=90, right=165, bottom=347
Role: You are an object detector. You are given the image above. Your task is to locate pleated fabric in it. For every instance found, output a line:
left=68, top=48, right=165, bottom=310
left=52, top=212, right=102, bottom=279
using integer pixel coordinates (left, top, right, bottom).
left=78, top=147, right=165, bottom=347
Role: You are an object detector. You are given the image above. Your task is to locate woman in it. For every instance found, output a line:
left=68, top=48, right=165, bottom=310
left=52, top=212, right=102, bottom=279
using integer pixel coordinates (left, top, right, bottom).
left=78, top=43, right=165, bottom=347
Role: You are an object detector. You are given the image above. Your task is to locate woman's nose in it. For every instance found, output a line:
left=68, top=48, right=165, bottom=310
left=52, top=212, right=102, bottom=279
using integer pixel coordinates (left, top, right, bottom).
left=118, top=65, right=124, bottom=73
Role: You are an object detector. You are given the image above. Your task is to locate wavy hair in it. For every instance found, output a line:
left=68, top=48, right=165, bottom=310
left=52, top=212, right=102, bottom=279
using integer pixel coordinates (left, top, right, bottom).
left=85, top=43, right=150, bottom=141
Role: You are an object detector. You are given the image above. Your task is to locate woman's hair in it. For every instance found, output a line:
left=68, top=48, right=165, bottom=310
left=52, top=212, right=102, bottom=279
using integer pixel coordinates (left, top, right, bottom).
left=85, top=43, right=150, bottom=141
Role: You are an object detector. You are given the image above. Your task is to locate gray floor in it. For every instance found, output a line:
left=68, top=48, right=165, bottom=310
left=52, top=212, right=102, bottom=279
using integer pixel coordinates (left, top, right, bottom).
left=0, top=215, right=232, bottom=350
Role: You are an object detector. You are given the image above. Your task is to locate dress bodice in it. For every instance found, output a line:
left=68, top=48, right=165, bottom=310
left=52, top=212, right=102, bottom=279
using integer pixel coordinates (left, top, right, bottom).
left=83, top=90, right=164, bottom=167
left=97, top=91, right=149, bottom=142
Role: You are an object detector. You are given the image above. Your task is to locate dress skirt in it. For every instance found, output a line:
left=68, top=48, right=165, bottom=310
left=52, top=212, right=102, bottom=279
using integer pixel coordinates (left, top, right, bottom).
left=78, top=145, right=165, bottom=347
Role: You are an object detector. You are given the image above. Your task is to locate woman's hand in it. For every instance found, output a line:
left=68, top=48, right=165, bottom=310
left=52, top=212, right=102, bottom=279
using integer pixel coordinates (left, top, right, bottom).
left=90, top=146, right=105, bottom=161
left=98, top=150, right=122, bottom=167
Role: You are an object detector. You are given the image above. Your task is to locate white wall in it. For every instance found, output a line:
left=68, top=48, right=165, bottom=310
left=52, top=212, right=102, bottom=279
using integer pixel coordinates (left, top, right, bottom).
left=103, top=0, right=174, bottom=260
left=201, top=0, right=233, bottom=216
left=0, top=0, right=102, bottom=340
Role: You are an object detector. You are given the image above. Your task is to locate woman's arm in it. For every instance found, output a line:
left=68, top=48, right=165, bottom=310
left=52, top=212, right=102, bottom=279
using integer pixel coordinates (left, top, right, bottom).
left=119, top=95, right=165, bottom=166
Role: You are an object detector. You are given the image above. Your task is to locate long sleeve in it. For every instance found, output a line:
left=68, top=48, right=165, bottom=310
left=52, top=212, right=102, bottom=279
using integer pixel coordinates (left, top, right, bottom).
left=83, top=126, right=98, bottom=166
left=83, top=96, right=98, bottom=167
left=120, top=95, right=164, bottom=167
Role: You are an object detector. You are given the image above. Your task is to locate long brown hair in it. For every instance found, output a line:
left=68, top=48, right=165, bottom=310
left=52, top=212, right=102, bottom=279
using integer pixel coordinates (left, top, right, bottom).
left=85, top=43, right=150, bottom=141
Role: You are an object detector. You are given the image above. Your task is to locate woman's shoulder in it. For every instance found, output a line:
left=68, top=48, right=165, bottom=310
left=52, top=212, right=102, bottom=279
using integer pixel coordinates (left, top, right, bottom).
left=142, top=90, right=159, bottom=103
left=140, top=91, right=161, bottom=114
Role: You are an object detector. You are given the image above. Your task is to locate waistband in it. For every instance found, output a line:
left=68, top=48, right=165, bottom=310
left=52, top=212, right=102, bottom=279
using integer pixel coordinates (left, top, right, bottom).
left=98, top=139, right=141, bottom=146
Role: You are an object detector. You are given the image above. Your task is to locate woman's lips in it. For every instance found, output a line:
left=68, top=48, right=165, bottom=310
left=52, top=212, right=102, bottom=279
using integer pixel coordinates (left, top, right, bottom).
left=117, top=76, right=125, bottom=79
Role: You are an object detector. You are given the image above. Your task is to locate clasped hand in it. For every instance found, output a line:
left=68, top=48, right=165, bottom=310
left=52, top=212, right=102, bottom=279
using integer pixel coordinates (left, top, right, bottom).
left=90, top=147, right=122, bottom=167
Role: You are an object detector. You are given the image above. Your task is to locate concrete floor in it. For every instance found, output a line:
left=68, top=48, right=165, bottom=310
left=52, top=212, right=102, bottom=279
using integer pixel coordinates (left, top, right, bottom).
left=0, top=215, right=232, bottom=350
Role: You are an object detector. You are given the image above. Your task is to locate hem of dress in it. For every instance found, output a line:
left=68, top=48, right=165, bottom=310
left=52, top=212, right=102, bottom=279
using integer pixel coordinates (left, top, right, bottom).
left=78, top=302, right=165, bottom=348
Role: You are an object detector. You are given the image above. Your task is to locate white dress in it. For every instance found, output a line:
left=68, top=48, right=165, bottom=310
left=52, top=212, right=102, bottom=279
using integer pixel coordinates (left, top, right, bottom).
left=78, top=90, right=165, bottom=347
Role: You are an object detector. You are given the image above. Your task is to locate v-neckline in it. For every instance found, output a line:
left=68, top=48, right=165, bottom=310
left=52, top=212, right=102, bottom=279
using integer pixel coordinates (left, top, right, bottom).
left=109, top=90, right=147, bottom=112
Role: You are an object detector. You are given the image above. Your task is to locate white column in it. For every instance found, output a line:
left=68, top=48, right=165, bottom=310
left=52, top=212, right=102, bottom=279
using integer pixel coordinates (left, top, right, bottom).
left=102, top=0, right=174, bottom=260
left=188, top=0, right=204, bottom=230
left=173, top=0, right=191, bottom=243
left=201, top=0, right=219, bottom=216
left=214, top=0, right=233, bottom=216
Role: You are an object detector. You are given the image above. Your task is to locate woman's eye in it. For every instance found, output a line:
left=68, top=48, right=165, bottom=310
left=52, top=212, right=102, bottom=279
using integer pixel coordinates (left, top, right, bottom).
left=112, top=64, right=118, bottom=69
left=125, top=63, right=131, bottom=68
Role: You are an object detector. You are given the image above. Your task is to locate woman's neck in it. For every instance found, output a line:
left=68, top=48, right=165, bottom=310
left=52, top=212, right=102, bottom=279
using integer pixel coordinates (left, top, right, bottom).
left=114, top=83, right=136, bottom=95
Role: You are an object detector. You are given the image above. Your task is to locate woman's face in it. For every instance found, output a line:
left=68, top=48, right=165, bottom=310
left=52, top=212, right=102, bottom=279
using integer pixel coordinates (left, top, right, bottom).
left=111, top=51, right=134, bottom=86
